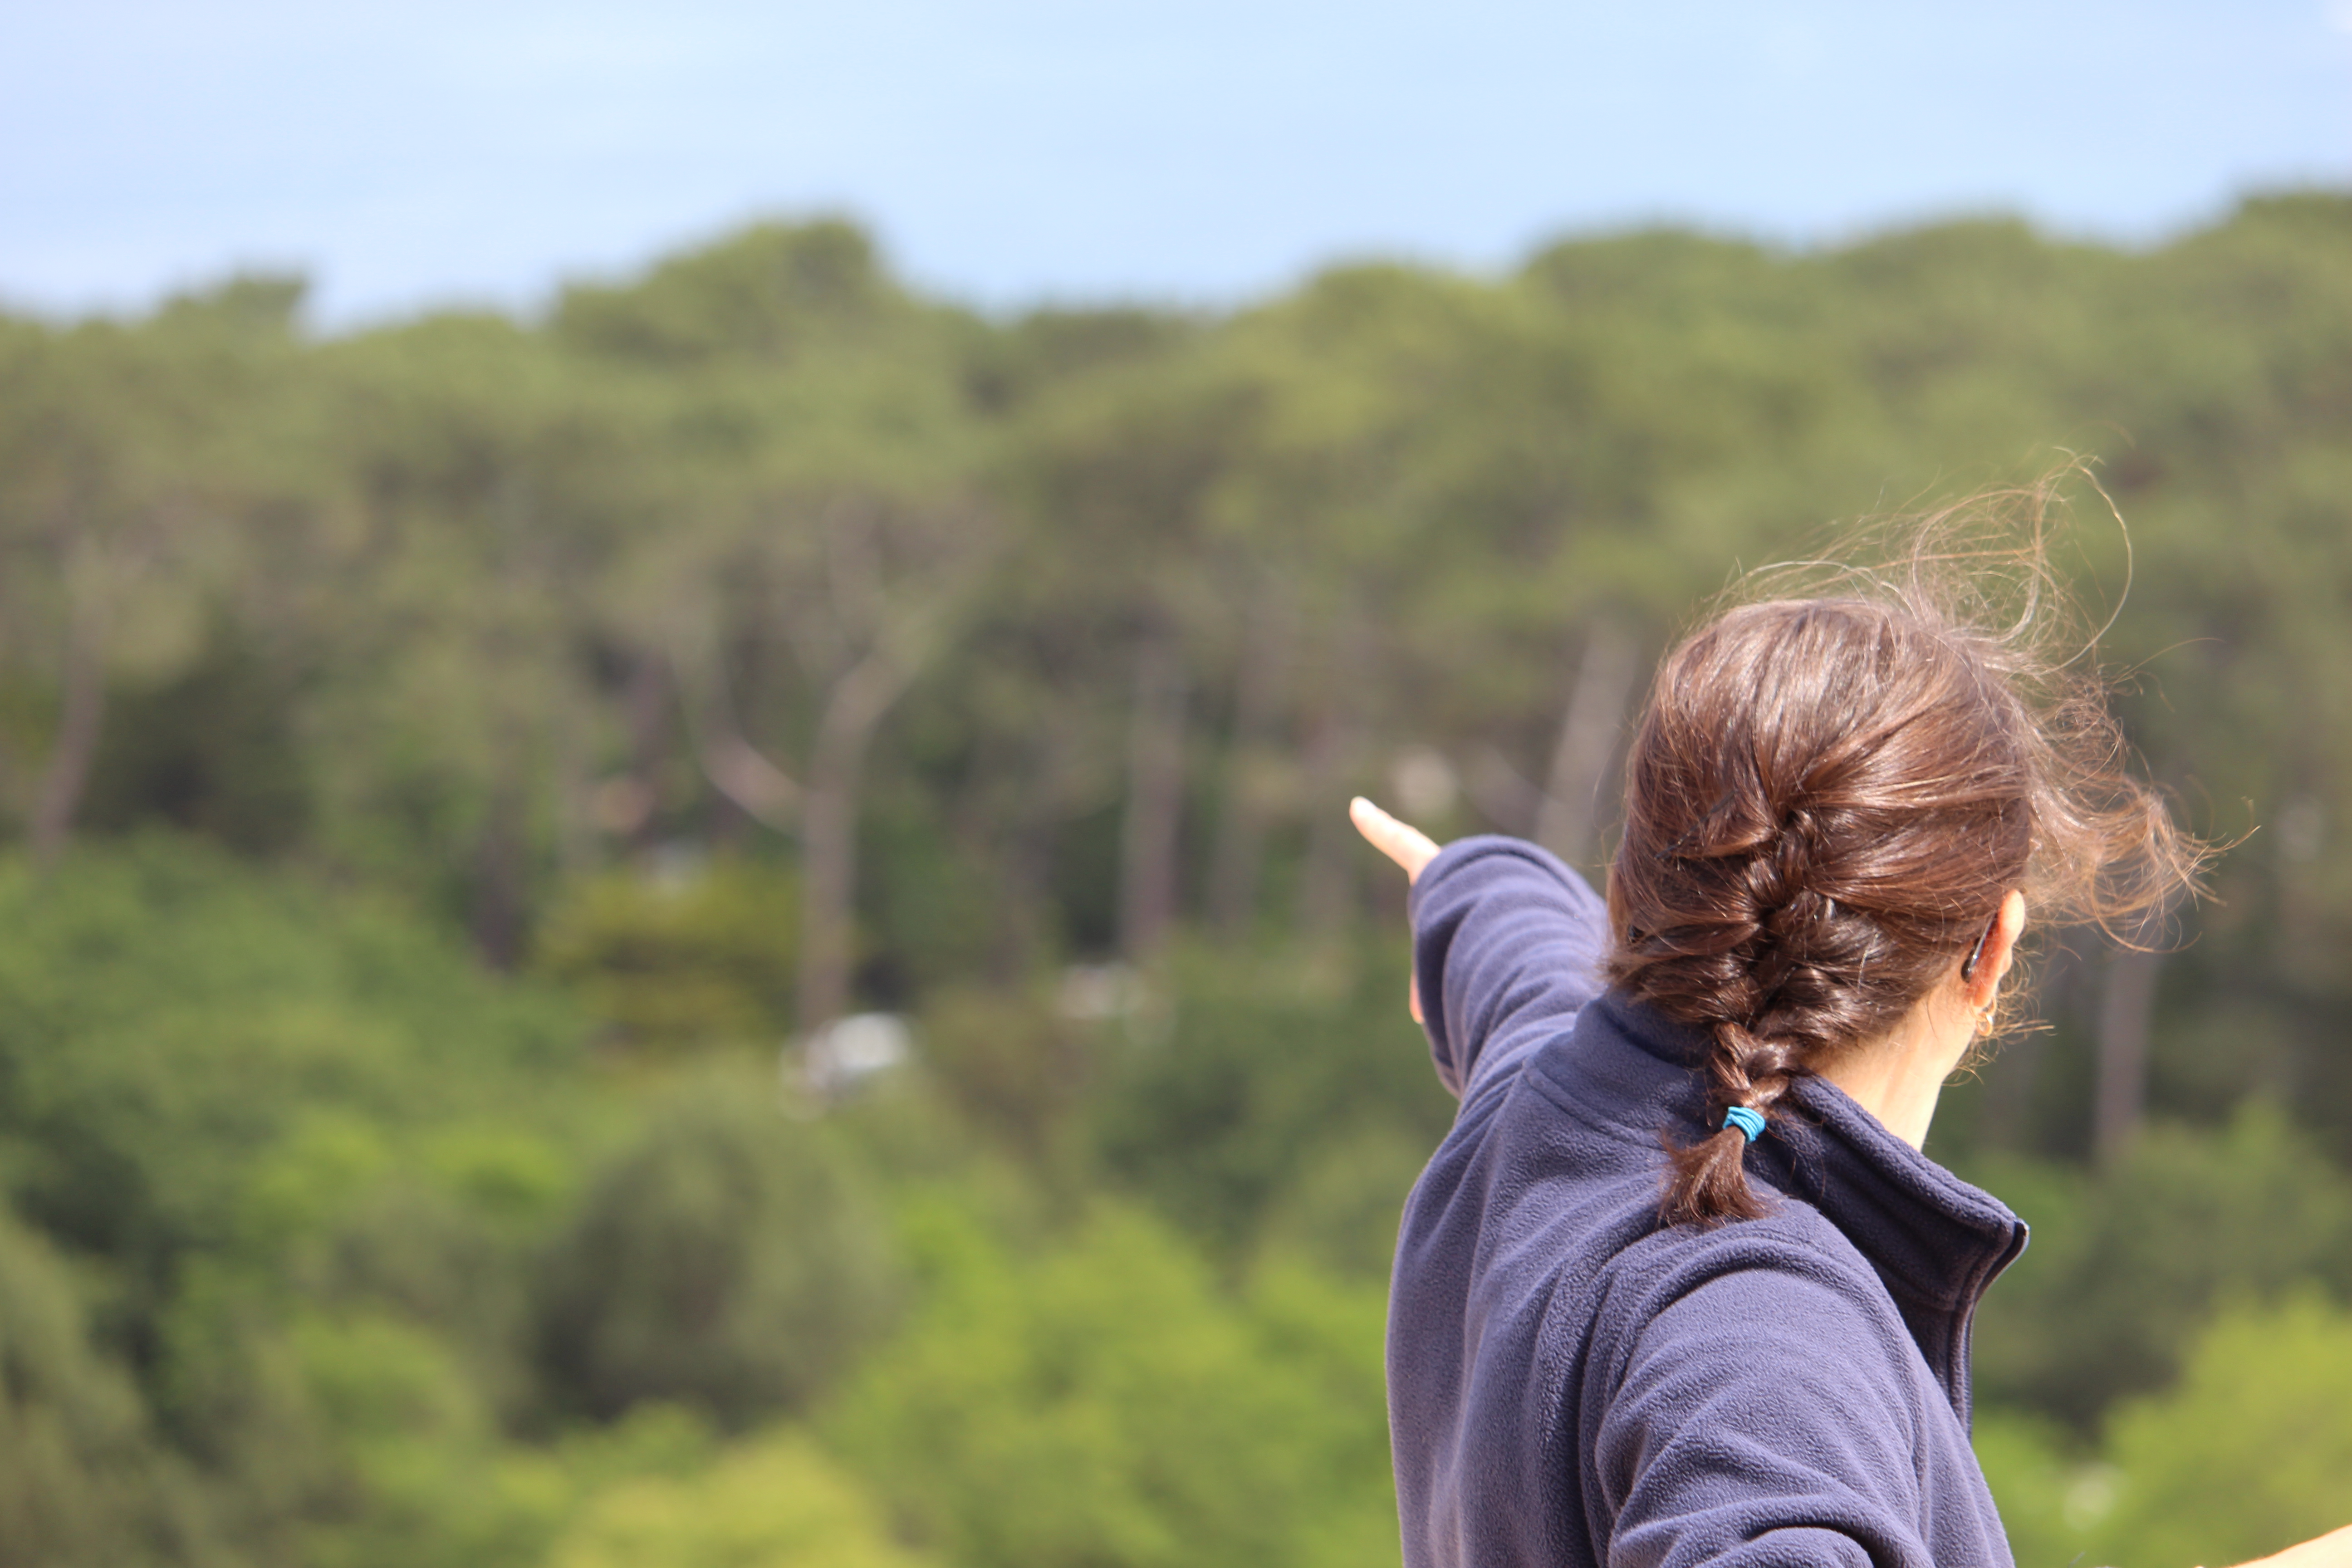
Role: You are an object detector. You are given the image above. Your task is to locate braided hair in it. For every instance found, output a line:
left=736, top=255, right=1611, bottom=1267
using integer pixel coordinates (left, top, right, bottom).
left=1608, top=500, right=2202, bottom=1226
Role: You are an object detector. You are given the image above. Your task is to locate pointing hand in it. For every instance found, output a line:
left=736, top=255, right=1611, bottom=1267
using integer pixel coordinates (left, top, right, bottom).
left=1351, top=796, right=1441, bottom=1021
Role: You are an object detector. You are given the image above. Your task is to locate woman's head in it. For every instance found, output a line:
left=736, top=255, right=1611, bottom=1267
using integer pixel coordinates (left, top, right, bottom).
left=1608, top=489, right=2203, bottom=1225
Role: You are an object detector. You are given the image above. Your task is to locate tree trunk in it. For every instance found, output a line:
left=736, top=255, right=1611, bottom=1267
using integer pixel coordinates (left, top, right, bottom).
left=795, top=648, right=916, bottom=1038
left=1118, top=638, right=1190, bottom=961
left=471, top=778, right=528, bottom=970
left=1536, top=622, right=1637, bottom=869
left=1207, top=598, right=1293, bottom=934
left=551, top=689, right=597, bottom=876
left=992, top=811, right=1055, bottom=985
left=30, top=605, right=109, bottom=873
left=619, top=653, right=671, bottom=848
left=671, top=636, right=800, bottom=836
left=989, top=711, right=1088, bottom=983
left=796, top=745, right=860, bottom=1039
left=2094, top=946, right=2161, bottom=1163
left=1294, top=627, right=1367, bottom=946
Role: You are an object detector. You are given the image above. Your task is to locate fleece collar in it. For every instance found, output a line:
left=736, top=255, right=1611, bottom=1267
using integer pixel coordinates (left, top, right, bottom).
left=1536, top=989, right=2030, bottom=1414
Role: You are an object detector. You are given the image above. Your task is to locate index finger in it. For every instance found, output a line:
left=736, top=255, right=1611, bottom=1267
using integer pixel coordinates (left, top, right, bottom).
left=1351, top=796, right=1442, bottom=884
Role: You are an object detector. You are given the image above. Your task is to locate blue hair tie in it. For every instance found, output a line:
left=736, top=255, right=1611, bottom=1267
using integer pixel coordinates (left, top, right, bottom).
left=1722, top=1106, right=1767, bottom=1143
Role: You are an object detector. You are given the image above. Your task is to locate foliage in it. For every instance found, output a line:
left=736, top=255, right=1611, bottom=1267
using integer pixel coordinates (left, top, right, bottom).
left=79, top=628, right=313, bottom=855
left=1086, top=941, right=1454, bottom=1263
left=0, top=837, right=583, bottom=1367
left=826, top=1198, right=1397, bottom=1568
left=548, top=1426, right=933, bottom=1568
left=8, top=195, right=2352, bottom=1561
left=0, top=1206, right=224, bottom=1567
left=912, top=982, right=1092, bottom=1158
left=1964, top=1104, right=2352, bottom=1430
left=1978, top=1294, right=2352, bottom=1568
left=264, top=1308, right=571, bottom=1568
left=1970, top=1409, right=2100, bottom=1568
left=533, top=859, right=799, bottom=1050
left=534, top=1063, right=903, bottom=1429
left=2092, top=1293, right=2352, bottom=1565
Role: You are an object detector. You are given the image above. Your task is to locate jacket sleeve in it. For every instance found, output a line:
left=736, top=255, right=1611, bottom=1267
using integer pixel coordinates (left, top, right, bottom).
left=1592, top=1259, right=1942, bottom=1568
left=1407, top=835, right=1609, bottom=1104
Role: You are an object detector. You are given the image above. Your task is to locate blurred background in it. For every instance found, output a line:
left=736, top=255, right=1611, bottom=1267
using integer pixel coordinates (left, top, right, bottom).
left=3, top=3, right=2351, bottom=1564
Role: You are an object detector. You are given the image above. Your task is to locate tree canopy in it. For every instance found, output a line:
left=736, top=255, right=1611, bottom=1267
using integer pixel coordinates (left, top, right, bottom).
left=6, top=195, right=2352, bottom=1564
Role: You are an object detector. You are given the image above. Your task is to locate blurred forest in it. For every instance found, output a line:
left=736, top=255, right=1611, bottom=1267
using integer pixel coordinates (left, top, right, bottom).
left=5, top=191, right=2352, bottom=1566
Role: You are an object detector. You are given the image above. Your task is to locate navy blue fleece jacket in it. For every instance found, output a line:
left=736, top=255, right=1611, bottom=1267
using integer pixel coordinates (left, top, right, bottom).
left=1388, top=837, right=2029, bottom=1567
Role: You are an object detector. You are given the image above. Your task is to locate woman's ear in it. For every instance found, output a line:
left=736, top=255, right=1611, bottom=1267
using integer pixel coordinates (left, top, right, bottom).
left=1965, top=890, right=2028, bottom=1010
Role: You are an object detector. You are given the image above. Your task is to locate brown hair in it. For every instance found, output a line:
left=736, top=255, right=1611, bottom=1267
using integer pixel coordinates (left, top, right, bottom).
left=1607, top=478, right=2206, bottom=1226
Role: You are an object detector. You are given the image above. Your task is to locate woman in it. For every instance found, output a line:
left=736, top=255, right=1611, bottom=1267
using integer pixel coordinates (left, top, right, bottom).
left=1352, top=535, right=2352, bottom=1566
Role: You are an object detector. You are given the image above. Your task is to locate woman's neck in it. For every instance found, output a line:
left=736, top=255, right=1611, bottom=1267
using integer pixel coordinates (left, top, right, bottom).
left=1814, top=983, right=1976, bottom=1150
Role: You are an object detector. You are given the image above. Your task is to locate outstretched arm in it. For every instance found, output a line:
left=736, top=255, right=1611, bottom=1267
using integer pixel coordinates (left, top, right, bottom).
left=1352, top=799, right=1608, bottom=1104
left=1350, top=796, right=1441, bottom=1023
left=2243, top=1524, right=2352, bottom=1567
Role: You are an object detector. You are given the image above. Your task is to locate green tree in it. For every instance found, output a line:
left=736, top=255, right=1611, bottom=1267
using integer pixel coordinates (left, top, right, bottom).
left=1965, top=1105, right=2352, bottom=1430
left=828, top=1200, right=1397, bottom=1568
left=549, top=1427, right=934, bottom=1568
left=533, top=858, right=800, bottom=1050
left=1086, top=940, right=1452, bottom=1259
left=2092, top=1293, right=2352, bottom=1565
left=0, top=1206, right=223, bottom=1568
left=534, top=1065, right=902, bottom=1427
left=0, top=307, right=284, bottom=867
left=303, top=313, right=647, bottom=959
left=568, top=221, right=998, bottom=1032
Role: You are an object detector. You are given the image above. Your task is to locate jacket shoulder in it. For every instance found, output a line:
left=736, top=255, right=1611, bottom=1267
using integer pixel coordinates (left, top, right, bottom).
left=1588, top=1199, right=1924, bottom=1405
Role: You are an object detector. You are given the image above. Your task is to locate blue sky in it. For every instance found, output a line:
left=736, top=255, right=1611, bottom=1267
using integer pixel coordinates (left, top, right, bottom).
left=4, top=0, right=2348, bottom=326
